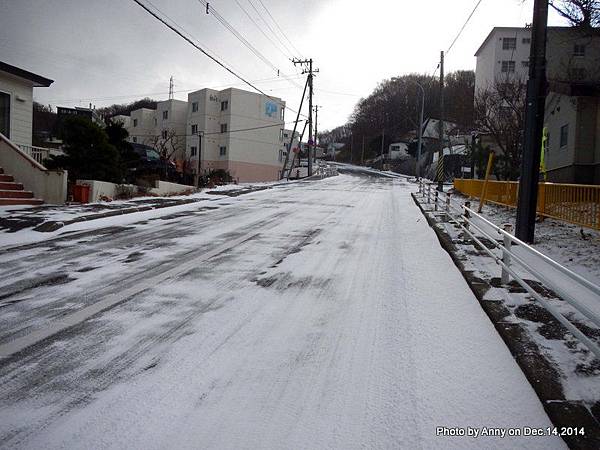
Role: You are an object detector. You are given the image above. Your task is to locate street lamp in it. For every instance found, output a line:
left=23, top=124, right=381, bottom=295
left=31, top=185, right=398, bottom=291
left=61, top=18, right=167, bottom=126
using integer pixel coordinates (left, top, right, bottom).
left=409, top=80, right=425, bottom=178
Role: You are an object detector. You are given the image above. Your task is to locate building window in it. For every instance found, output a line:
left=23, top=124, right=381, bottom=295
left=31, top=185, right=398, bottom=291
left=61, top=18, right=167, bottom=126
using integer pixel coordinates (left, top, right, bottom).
left=162, top=110, right=168, bottom=120
left=133, top=118, right=138, bottom=127
left=220, top=123, right=228, bottom=133
left=522, top=60, right=529, bottom=68
left=560, top=124, right=569, bottom=148
left=279, top=129, right=284, bottom=141
left=502, top=37, right=516, bottom=50
left=278, top=149, right=284, bottom=162
left=162, top=130, right=168, bottom=139
left=191, top=124, right=198, bottom=135
left=192, top=102, right=198, bottom=112
left=219, top=145, right=227, bottom=156
left=132, top=136, right=137, bottom=143
left=574, top=44, right=586, bottom=57
left=522, top=37, right=531, bottom=44
left=221, top=100, right=228, bottom=111
left=190, top=146, right=197, bottom=157
left=280, top=107, right=284, bottom=120
left=501, top=60, right=515, bottom=73
left=0, top=92, right=10, bottom=139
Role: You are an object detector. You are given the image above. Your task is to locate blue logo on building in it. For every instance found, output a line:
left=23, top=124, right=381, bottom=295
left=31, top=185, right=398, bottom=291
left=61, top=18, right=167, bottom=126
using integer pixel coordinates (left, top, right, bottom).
left=265, top=101, right=278, bottom=117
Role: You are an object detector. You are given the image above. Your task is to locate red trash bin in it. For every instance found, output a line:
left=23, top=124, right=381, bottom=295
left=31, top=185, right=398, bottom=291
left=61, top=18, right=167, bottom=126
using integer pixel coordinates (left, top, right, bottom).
left=73, top=184, right=90, bottom=203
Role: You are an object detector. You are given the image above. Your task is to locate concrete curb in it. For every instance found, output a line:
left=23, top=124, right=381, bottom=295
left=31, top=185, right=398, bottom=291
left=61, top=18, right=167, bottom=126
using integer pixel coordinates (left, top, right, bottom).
left=33, top=199, right=201, bottom=232
left=411, top=192, right=600, bottom=449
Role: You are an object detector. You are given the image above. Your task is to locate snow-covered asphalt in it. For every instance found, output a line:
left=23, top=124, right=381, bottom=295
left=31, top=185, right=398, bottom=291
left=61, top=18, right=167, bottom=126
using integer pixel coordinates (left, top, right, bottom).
left=0, top=172, right=564, bottom=449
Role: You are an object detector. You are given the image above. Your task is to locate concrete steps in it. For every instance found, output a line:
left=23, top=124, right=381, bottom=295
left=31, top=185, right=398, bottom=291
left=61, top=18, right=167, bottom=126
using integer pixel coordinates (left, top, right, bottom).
left=0, top=167, right=44, bottom=206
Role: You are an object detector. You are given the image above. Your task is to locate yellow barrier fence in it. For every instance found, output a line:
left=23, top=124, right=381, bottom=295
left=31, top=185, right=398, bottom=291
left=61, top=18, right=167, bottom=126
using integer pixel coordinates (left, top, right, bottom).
left=453, top=179, right=600, bottom=230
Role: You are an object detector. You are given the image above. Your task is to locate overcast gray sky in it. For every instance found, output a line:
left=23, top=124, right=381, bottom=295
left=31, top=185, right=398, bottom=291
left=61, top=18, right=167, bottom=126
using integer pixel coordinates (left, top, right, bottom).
left=1, top=0, right=567, bottom=130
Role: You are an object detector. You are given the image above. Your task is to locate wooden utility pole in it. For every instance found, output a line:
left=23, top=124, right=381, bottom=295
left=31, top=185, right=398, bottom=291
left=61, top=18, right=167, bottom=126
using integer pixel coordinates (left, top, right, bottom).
left=280, top=75, right=309, bottom=180
left=437, top=50, right=444, bottom=191
left=292, top=59, right=318, bottom=176
left=516, top=0, right=549, bottom=243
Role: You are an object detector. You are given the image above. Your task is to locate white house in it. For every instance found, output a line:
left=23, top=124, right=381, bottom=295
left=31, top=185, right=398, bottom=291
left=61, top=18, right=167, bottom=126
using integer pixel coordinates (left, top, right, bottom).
left=0, top=61, right=67, bottom=204
left=0, top=61, right=53, bottom=146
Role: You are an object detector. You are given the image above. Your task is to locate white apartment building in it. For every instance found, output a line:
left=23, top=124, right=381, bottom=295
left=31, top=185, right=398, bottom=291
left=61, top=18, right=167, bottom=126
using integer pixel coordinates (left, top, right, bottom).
left=124, top=100, right=187, bottom=169
left=123, top=88, right=286, bottom=182
left=278, top=128, right=300, bottom=165
left=475, top=26, right=600, bottom=184
left=475, top=26, right=600, bottom=92
left=185, top=87, right=285, bottom=182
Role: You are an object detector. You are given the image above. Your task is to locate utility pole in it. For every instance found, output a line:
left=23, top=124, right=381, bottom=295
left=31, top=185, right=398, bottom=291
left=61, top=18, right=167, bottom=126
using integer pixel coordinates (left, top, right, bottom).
left=280, top=76, right=309, bottom=180
left=293, top=58, right=318, bottom=176
left=437, top=51, right=444, bottom=191
left=314, top=105, right=321, bottom=165
left=169, top=76, right=174, bottom=100
left=410, top=81, right=425, bottom=178
left=361, top=135, right=365, bottom=165
left=515, top=0, right=549, bottom=243
left=194, top=132, right=203, bottom=187
left=380, top=128, right=385, bottom=170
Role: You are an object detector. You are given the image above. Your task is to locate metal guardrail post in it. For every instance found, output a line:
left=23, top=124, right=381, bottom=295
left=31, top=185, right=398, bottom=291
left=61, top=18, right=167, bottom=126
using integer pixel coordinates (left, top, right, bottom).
left=446, top=192, right=451, bottom=213
left=463, top=201, right=471, bottom=230
left=427, top=184, right=431, bottom=203
left=501, top=223, right=513, bottom=284
left=434, top=190, right=439, bottom=211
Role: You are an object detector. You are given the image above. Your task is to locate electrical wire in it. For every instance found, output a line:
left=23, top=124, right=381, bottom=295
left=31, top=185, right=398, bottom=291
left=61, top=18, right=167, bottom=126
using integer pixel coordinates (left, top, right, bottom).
left=231, top=0, right=294, bottom=60
left=198, top=0, right=280, bottom=73
left=132, top=0, right=281, bottom=105
left=255, top=0, right=303, bottom=58
left=446, top=0, right=485, bottom=55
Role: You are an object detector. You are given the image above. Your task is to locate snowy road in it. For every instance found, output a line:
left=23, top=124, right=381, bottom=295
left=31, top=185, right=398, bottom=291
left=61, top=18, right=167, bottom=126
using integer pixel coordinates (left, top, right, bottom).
left=0, top=173, right=564, bottom=449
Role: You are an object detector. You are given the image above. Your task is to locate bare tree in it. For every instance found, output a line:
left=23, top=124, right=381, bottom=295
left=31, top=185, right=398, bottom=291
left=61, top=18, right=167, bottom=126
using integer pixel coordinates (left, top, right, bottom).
left=148, top=129, right=183, bottom=161
left=474, top=80, right=527, bottom=180
left=549, top=0, right=600, bottom=28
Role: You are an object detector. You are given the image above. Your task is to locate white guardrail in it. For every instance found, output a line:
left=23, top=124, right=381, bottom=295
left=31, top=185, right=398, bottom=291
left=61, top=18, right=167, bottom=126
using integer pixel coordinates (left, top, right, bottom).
left=417, top=180, right=600, bottom=360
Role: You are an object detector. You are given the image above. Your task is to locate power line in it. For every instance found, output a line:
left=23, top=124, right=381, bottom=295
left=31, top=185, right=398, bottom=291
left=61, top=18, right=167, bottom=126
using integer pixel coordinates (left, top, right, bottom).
left=201, top=0, right=303, bottom=90
left=45, top=75, right=304, bottom=104
left=446, top=0, right=485, bottom=54
left=255, top=0, right=303, bottom=58
left=131, top=0, right=306, bottom=118
left=131, top=120, right=301, bottom=138
left=198, top=0, right=281, bottom=73
left=231, top=0, right=294, bottom=60
left=245, top=0, right=297, bottom=59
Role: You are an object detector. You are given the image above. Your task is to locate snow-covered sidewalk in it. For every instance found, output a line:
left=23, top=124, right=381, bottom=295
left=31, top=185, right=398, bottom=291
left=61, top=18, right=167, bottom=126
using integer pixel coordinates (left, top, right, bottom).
left=0, top=174, right=563, bottom=449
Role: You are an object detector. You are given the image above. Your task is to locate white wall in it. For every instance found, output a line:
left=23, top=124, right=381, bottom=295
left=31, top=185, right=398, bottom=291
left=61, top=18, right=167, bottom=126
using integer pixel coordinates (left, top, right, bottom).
left=0, top=71, right=34, bottom=146
left=225, top=88, right=284, bottom=167
left=0, top=133, right=67, bottom=203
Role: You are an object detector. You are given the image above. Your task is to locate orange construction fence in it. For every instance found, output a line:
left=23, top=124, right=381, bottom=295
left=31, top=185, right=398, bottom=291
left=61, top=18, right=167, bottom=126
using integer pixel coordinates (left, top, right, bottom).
left=453, top=179, right=600, bottom=231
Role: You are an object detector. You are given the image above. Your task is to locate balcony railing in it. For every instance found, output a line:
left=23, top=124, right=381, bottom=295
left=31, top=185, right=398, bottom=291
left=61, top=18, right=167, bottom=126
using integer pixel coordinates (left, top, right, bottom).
left=16, top=144, right=63, bottom=167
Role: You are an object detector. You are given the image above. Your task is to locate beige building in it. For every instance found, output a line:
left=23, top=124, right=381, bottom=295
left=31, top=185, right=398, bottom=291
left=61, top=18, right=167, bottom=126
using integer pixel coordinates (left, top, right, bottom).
left=186, top=87, right=285, bottom=182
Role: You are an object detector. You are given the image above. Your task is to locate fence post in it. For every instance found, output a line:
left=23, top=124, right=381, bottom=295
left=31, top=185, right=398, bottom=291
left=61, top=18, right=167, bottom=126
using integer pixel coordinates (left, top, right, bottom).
left=463, top=201, right=471, bottom=230
left=427, top=184, right=431, bottom=203
left=446, top=192, right=451, bottom=213
left=434, top=190, right=439, bottom=211
left=501, top=223, right=513, bottom=284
